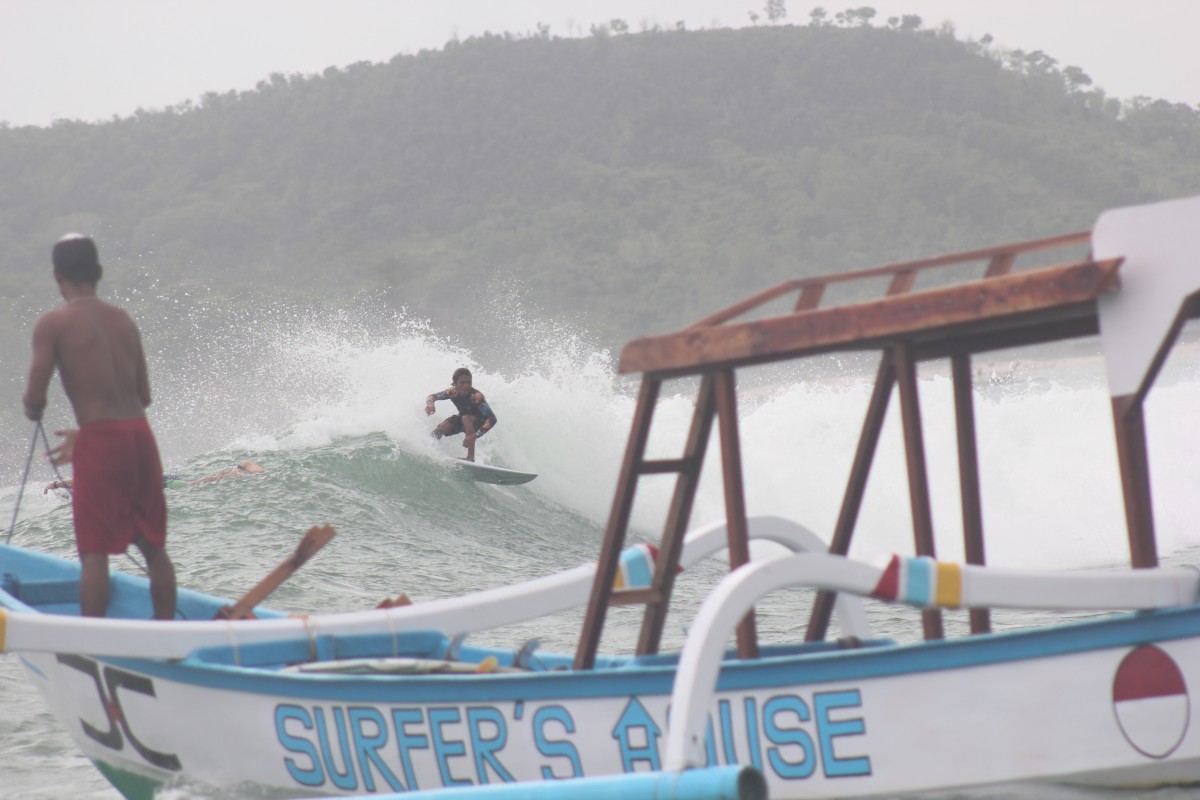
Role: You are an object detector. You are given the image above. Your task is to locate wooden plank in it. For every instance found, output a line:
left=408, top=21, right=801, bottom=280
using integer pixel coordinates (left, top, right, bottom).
left=218, top=525, right=336, bottom=620
left=620, top=259, right=1121, bottom=376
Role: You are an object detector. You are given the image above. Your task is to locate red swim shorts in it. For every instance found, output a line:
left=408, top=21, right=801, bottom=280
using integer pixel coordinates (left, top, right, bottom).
left=71, top=418, right=168, bottom=555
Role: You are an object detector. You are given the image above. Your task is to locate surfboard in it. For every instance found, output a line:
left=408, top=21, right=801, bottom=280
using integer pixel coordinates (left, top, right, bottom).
left=452, top=459, right=538, bottom=485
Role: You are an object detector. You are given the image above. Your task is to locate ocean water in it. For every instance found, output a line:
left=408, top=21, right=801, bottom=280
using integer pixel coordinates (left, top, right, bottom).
left=2, top=300, right=1200, bottom=799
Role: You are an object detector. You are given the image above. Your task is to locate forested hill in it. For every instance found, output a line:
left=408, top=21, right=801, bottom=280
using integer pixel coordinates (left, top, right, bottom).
left=3, top=17, right=1200, bottom=354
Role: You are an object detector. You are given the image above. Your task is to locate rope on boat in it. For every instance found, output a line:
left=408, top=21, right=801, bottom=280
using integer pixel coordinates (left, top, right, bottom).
left=7, top=422, right=148, bottom=575
left=36, top=422, right=71, bottom=488
left=5, top=423, right=41, bottom=545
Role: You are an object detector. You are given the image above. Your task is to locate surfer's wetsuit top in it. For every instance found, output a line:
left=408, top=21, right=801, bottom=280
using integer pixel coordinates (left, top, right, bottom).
left=428, top=386, right=498, bottom=435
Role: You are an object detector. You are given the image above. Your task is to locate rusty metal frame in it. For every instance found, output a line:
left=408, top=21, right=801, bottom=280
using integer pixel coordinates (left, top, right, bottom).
left=713, top=368, right=758, bottom=659
left=807, top=352, right=895, bottom=641
left=894, top=343, right=944, bottom=640
left=578, top=226, right=1200, bottom=664
left=575, top=378, right=661, bottom=669
left=952, top=353, right=990, bottom=634
left=636, top=375, right=718, bottom=656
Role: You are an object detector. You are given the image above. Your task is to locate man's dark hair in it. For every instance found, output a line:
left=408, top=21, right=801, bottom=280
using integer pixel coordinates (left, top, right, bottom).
left=452, top=367, right=472, bottom=382
left=52, top=234, right=103, bottom=284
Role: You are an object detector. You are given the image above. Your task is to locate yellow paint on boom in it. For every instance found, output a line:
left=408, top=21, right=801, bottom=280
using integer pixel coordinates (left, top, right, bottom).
left=935, top=562, right=962, bottom=608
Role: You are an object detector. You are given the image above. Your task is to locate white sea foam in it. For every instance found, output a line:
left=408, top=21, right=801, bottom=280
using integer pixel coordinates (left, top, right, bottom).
left=10, top=289, right=1198, bottom=572
left=134, top=290, right=1200, bottom=573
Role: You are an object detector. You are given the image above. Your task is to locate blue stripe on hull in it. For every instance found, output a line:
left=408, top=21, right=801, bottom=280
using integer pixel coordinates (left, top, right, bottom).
left=100, top=603, right=1200, bottom=703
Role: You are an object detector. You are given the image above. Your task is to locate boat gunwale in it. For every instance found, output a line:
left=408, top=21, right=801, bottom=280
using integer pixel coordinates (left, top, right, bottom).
left=46, top=603, right=1200, bottom=704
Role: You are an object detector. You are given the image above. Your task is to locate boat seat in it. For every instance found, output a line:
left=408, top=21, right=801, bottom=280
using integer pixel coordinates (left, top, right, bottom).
left=1, top=573, right=78, bottom=607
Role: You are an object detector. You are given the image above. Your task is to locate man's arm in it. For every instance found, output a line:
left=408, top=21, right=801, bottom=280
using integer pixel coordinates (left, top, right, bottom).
left=424, top=388, right=451, bottom=415
left=476, top=395, right=497, bottom=434
left=23, top=314, right=58, bottom=421
left=189, top=467, right=237, bottom=487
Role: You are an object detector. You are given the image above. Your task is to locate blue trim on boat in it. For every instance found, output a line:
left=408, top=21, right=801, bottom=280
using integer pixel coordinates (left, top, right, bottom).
left=372, top=765, right=765, bottom=800
left=905, top=556, right=933, bottom=606
left=0, top=543, right=286, bottom=621
left=94, top=604, right=1200, bottom=703
left=10, top=541, right=1200, bottom=706
left=622, top=546, right=653, bottom=588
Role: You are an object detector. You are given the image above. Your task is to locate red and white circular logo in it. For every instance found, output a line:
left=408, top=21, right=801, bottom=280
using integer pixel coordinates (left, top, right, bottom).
left=1112, top=644, right=1189, bottom=758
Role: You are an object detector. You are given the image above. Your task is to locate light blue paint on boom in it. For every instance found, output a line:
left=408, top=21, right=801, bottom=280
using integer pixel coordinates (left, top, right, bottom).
left=337, top=765, right=767, bottom=800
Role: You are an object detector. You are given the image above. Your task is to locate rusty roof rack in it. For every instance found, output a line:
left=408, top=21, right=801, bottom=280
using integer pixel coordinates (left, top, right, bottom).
left=576, top=196, right=1200, bottom=672
left=619, top=230, right=1117, bottom=376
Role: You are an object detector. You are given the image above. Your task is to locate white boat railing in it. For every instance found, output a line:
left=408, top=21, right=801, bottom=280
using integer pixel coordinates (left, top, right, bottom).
left=0, top=516, right=867, bottom=659
left=662, top=550, right=1200, bottom=770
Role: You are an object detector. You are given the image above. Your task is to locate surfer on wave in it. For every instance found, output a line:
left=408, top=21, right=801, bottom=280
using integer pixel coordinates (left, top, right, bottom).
left=425, top=367, right=497, bottom=462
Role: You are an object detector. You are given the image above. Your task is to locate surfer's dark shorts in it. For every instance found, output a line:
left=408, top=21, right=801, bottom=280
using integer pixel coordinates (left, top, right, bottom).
left=440, top=414, right=482, bottom=435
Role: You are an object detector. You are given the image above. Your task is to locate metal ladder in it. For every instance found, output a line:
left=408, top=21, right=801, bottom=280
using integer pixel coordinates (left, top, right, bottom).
left=574, top=370, right=758, bottom=670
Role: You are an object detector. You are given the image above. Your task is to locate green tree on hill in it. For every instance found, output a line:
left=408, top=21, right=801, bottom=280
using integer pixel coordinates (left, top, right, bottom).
left=0, top=16, right=1197, bottom=360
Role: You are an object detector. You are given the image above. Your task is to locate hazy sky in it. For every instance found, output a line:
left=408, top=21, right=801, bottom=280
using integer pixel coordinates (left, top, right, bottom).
left=3, top=0, right=1197, bottom=127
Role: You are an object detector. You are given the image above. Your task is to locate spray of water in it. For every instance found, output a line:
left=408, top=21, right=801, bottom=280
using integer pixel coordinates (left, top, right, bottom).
left=6, top=273, right=1199, bottom=571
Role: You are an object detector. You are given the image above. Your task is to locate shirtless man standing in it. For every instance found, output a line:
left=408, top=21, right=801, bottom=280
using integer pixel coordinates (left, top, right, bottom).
left=23, top=234, right=176, bottom=620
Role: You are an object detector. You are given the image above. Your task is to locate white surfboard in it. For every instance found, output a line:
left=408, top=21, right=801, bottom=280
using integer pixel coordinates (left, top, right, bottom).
left=452, top=458, right=538, bottom=485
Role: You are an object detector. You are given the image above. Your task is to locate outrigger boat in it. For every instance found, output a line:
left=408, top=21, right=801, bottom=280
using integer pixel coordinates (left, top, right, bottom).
left=4, top=194, right=1200, bottom=799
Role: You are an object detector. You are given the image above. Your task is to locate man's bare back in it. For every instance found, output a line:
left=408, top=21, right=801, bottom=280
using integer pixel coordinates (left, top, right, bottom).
left=24, top=290, right=150, bottom=425
left=22, top=234, right=175, bottom=621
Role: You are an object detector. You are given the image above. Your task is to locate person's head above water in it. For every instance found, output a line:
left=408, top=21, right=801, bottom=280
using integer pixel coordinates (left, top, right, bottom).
left=52, top=233, right=103, bottom=285
left=237, top=461, right=265, bottom=474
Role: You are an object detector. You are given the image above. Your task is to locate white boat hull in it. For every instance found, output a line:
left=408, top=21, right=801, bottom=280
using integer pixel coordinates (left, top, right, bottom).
left=16, top=606, right=1200, bottom=798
